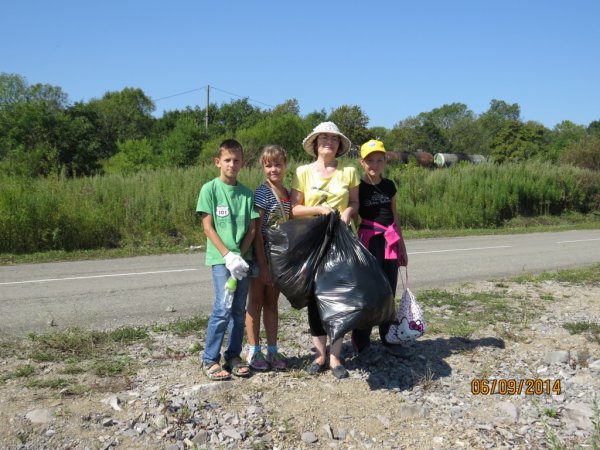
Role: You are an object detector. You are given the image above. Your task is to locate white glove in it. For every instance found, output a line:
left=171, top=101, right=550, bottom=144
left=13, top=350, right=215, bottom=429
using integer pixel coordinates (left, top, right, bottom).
left=224, top=252, right=249, bottom=280
left=231, top=266, right=248, bottom=280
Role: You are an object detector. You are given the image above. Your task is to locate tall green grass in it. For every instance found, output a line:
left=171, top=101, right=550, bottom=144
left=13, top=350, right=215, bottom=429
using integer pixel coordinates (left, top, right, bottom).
left=388, top=161, right=600, bottom=229
left=1, top=161, right=599, bottom=254
left=0, top=165, right=264, bottom=253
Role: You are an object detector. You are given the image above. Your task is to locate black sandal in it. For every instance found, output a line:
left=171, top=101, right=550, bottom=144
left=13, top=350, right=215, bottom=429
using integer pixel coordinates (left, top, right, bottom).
left=307, top=360, right=328, bottom=375
left=331, top=365, right=349, bottom=379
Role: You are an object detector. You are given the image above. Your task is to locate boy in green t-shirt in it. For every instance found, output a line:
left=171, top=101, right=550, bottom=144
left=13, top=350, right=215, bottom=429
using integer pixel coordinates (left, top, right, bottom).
left=196, top=139, right=259, bottom=381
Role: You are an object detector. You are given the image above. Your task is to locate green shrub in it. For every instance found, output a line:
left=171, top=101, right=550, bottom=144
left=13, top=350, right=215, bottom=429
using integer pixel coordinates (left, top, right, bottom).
left=389, top=161, right=600, bottom=229
left=1, top=160, right=598, bottom=253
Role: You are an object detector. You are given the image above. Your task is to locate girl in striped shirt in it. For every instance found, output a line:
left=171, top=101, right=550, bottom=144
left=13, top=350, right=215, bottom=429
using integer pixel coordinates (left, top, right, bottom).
left=245, top=145, right=291, bottom=371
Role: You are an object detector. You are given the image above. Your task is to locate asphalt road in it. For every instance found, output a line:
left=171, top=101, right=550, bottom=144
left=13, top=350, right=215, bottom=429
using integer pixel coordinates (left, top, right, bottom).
left=1, top=230, right=599, bottom=336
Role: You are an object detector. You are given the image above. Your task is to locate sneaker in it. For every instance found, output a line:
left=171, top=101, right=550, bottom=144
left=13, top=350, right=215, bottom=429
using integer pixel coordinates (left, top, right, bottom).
left=266, top=352, right=287, bottom=371
left=248, top=351, right=270, bottom=371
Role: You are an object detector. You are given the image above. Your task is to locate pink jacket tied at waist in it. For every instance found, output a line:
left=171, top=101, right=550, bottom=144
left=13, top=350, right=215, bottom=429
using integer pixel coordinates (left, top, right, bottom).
left=358, top=219, right=402, bottom=262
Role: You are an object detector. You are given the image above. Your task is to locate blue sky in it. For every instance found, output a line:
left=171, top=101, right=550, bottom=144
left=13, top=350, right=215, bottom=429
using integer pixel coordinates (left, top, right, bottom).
left=2, top=0, right=599, bottom=129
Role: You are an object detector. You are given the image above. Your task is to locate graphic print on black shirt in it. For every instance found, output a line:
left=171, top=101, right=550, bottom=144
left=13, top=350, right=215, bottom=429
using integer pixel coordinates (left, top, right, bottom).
left=358, top=178, right=397, bottom=226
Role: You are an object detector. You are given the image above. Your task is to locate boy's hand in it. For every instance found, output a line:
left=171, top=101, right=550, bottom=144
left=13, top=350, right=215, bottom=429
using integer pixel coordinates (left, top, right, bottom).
left=231, top=266, right=248, bottom=280
left=224, top=252, right=250, bottom=279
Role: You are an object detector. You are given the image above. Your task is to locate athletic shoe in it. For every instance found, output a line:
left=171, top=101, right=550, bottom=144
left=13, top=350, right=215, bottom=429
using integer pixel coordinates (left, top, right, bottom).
left=248, top=351, right=269, bottom=371
left=266, top=352, right=287, bottom=371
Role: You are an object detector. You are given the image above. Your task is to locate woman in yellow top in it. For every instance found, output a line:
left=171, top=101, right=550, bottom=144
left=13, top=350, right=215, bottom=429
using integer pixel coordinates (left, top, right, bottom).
left=290, top=121, right=359, bottom=379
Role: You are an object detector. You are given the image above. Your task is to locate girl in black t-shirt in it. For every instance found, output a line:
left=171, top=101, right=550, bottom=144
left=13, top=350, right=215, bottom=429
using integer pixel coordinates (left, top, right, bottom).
left=352, top=140, right=408, bottom=360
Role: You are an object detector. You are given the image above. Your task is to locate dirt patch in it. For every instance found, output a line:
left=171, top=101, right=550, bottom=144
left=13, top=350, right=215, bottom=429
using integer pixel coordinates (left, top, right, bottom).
left=0, top=279, right=599, bottom=449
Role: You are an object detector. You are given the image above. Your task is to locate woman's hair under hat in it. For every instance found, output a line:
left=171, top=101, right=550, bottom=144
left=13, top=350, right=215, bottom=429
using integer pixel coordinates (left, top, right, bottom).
left=302, top=121, right=351, bottom=157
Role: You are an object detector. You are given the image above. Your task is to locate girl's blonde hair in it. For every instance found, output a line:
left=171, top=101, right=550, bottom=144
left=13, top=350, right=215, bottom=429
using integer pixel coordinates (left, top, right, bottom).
left=259, top=144, right=287, bottom=165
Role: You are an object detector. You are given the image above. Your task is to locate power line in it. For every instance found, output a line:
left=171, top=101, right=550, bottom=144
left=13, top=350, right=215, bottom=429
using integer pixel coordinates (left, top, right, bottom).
left=152, top=87, right=207, bottom=102
left=210, top=86, right=274, bottom=108
left=152, top=85, right=273, bottom=108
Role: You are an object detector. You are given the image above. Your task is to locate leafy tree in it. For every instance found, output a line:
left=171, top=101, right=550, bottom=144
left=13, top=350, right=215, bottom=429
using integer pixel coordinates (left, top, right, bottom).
left=234, top=113, right=307, bottom=164
left=0, top=101, right=54, bottom=155
left=201, top=104, right=222, bottom=134
left=160, top=115, right=207, bottom=167
left=53, top=101, right=104, bottom=176
left=477, top=99, right=522, bottom=155
left=86, top=87, right=155, bottom=159
left=102, top=138, right=157, bottom=174
left=0, top=76, right=70, bottom=175
left=0, top=73, right=30, bottom=107
left=490, top=120, right=550, bottom=163
left=386, top=116, right=430, bottom=152
left=152, top=109, right=185, bottom=138
left=559, top=136, right=600, bottom=170
left=328, top=105, right=370, bottom=151
left=26, top=83, right=69, bottom=110
left=420, top=119, right=448, bottom=154
left=419, top=103, right=474, bottom=130
left=588, top=120, right=600, bottom=138
left=271, top=98, right=300, bottom=116
left=0, top=73, right=68, bottom=110
left=417, top=103, right=481, bottom=154
left=0, top=143, right=59, bottom=177
left=153, top=105, right=222, bottom=145
left=546, top=121, right=587, bottom=162
left=366, top=126, right=389, bottom=142
left=304, top=109, right=327, bottom=129
left=447, top=118, right=487, bottom=155
left=482, top=99, right=521, bottom=123
left=212, top=98, right=264, bottom=134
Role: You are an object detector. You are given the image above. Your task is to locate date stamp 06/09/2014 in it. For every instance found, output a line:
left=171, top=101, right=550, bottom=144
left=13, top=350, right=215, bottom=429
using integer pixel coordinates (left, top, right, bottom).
left=471, top=378, right=562, bottom=396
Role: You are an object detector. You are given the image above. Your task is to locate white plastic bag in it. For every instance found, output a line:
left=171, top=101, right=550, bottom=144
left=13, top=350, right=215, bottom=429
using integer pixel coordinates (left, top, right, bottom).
left=385, top=269, right=425, bottom=343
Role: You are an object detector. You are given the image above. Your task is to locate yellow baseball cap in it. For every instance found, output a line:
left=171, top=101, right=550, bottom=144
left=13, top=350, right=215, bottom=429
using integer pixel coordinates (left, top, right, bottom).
left=360, top=139, right=386, bottom=159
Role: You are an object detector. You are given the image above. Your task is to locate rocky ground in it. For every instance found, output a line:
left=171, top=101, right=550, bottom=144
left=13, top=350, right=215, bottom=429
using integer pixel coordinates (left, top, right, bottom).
left=0, top=278, right=599, bottom=450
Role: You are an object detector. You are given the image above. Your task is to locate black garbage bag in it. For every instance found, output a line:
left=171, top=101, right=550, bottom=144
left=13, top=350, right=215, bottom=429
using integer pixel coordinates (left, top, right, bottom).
left=267, top=213, right=336, bottom=309
left=314, top=214, right=395, bottom=342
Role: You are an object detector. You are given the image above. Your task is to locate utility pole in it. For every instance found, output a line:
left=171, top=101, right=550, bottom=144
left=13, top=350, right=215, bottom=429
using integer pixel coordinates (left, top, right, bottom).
left=205, top=85, right=210, bottom=128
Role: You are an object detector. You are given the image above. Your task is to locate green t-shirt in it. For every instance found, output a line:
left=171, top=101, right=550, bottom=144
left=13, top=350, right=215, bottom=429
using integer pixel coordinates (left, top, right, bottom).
left=196, top=177, right=259, bottom=266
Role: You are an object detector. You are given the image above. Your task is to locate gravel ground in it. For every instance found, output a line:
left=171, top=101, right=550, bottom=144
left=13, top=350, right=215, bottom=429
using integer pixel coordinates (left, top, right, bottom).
left=0, top=279, right=599, bottom=450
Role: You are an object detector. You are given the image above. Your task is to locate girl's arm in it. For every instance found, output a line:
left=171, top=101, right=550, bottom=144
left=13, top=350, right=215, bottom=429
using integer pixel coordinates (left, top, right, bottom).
left=391, top=196, right=408, bottom=266
left=290, top=188, right=333, bottom=217
left=253, top=209, right=271, bottom=284
left=341, top=185, right=359, bottom=224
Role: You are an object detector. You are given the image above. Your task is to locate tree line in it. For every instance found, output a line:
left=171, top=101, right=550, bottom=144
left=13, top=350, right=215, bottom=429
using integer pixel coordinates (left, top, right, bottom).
left=1, top=72, right=599, bottom=178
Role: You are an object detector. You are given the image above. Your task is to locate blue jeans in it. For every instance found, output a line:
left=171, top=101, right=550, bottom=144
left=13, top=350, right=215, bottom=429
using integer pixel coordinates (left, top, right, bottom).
left=202, top=263, right=253, bottom=366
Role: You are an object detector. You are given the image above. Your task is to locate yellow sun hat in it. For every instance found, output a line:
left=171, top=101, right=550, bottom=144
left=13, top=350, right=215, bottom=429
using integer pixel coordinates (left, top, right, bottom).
left=360, top=139, right=386, bottom=159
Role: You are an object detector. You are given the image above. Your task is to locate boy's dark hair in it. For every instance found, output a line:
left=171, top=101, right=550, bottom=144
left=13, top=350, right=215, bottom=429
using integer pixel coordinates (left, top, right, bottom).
left=218, top=139, right=244, bottom=157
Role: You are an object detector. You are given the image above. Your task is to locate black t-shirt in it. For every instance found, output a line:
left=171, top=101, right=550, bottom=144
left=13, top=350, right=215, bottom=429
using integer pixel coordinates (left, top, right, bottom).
left=358, top=178, right=397, bottom=226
